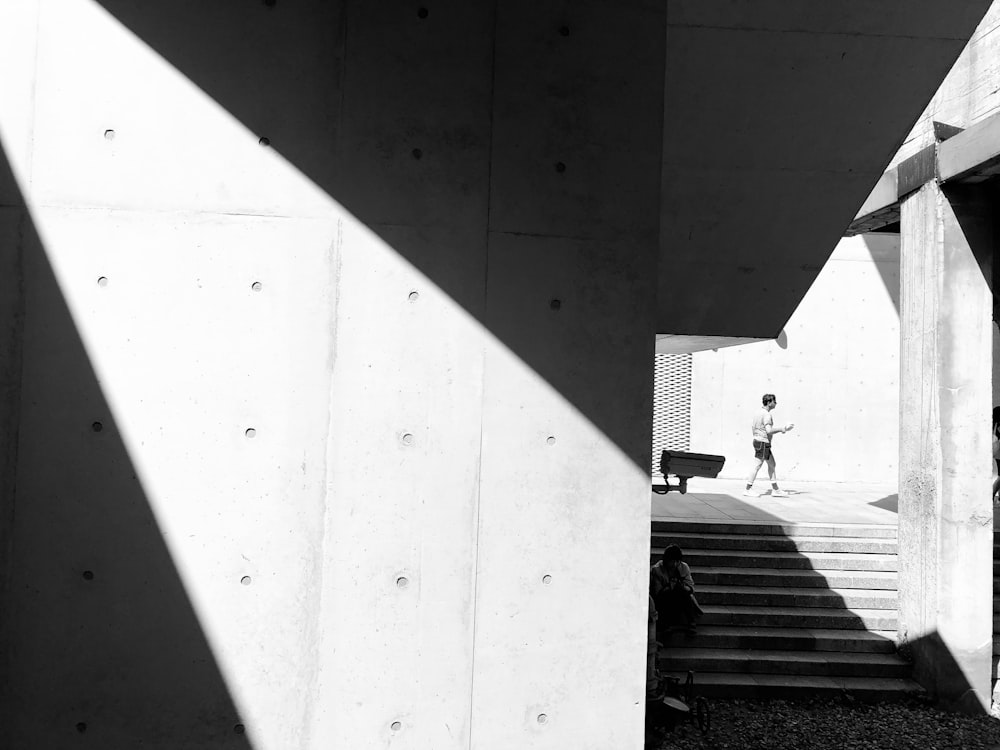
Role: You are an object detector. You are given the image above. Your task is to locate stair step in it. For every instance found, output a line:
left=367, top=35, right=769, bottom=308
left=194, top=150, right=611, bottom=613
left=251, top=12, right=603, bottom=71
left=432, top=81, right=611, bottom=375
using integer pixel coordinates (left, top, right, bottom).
left=673, top=548, right=898, bottom=572
left=659, top=625, right=897, bottom=653
left=701, top=605, right=897, bottom=630
left=696, top=584, right=896, bottom=610
left=651, top=521, right=911, bottom=698
left=670, top=672, right=923, bottom=701
left=659, top=647, right=911, bottom=678
left=653, top=520, right=897, bottom=539
left=695, top=566, right=898, bottom=590
left=653, top=532, right=896, bottom=554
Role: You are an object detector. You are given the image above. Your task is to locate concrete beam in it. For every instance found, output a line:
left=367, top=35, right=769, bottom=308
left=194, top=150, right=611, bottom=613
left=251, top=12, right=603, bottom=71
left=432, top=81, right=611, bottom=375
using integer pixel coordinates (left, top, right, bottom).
left=846, top=171, right=901, bottom=235
left=655, top=334, right=766, bottom=355
left=856, top=171, right=900, bottom=219
left=896, top=144, right=940, bottom=198
left=938, top=109, right=1000, bottom=183
left=848, top=112, right=1000, bottom=236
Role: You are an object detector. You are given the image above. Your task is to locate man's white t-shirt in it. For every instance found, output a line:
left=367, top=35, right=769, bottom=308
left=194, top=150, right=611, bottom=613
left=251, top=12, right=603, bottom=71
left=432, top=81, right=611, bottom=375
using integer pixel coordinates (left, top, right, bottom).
left=752, top=409, right=772, bottom=443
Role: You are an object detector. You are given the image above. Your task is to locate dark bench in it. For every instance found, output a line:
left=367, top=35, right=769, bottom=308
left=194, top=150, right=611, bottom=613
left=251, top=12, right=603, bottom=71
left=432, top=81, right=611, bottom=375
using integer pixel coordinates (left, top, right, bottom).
left=653, top=450, right=726, bottom=495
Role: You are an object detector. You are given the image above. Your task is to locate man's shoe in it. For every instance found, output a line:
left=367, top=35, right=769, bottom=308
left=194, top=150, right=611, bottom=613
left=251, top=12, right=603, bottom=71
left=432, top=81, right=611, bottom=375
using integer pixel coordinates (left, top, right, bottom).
left=742, top=489, right=759, bottom=497
left=770, top=489, right=789, bottom=498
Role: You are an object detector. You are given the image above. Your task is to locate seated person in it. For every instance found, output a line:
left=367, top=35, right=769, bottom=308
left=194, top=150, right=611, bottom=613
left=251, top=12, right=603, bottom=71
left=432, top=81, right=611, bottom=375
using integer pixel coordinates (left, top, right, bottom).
left=650, top=544, right=703, bottom=635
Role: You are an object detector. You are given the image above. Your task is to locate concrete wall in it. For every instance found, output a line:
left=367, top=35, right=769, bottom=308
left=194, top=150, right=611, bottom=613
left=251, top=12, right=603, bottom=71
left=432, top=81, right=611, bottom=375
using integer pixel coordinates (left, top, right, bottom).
left=0, top=1, right=664, bottom=748
left=689, top=233, right=900, bottom=484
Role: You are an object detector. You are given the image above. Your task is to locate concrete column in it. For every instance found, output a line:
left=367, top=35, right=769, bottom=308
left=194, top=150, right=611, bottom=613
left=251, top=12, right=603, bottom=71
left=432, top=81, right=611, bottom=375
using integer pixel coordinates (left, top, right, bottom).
left=898, top=180, right=994, bottom=712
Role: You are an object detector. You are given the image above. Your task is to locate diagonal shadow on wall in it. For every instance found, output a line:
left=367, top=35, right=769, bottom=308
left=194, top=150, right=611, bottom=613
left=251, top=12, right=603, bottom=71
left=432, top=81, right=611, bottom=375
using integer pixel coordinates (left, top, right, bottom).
left=0, top=145, right=253, bottom=748
left=1, top=3, right=668, bottom=745
left=90, top=0, right=663, bottom=472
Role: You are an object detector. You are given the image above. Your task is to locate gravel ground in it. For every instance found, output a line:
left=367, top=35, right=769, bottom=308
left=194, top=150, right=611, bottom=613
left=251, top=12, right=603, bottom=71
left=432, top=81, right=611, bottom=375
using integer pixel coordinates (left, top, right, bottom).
left=649, top=696, right=1000, bottom=750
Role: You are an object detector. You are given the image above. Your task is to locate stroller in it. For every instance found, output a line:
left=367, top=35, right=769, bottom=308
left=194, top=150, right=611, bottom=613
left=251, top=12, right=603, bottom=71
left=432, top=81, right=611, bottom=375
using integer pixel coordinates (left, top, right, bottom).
left=646, top=596, right=710, bottom=741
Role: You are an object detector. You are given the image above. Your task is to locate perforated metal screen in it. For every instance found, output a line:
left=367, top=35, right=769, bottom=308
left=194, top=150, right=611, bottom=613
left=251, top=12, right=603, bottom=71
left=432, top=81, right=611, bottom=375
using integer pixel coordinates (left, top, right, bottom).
left=652, top=354, right=691, bottom=473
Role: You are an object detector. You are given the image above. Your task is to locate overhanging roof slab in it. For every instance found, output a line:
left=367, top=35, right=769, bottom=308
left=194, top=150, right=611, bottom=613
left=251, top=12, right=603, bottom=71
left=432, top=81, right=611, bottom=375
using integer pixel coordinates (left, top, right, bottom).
left=658, top=0, right=992, bottom=338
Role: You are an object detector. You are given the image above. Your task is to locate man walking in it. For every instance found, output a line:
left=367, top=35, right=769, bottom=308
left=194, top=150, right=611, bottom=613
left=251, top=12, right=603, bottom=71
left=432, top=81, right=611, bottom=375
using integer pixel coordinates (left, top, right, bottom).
left=744, top=393, right=793, bottom=497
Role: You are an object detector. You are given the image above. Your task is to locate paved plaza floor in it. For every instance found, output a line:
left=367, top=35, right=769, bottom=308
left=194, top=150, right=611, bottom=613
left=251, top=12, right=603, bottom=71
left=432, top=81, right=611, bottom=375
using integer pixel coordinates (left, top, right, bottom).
left=651, top=477, right=900, bottom=526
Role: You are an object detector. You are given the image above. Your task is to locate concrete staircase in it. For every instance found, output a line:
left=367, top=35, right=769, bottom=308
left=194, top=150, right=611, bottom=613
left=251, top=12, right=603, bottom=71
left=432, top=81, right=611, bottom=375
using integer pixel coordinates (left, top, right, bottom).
left=652, top=519, right=923, bottom=700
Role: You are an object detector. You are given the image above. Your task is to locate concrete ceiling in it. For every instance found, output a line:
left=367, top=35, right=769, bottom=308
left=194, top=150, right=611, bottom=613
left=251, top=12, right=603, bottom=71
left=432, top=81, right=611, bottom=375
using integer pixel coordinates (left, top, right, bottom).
left=658, top=0, right=993, bottom=338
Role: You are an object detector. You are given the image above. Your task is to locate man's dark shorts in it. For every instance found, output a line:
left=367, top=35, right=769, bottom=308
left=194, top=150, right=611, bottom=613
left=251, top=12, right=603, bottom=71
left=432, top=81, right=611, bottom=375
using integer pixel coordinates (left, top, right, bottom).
left=753, top=440, right=773, bottom=461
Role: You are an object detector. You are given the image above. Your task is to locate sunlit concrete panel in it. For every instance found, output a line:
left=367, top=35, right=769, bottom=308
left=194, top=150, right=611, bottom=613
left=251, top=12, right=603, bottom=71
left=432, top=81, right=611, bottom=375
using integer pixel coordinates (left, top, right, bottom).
left=475, top=238, right=655, bottom=747
left=7, top=207, right=339, bottom=748
left=30, top=0, right=338, bottom=217
left=689, top=234, right=901, bottom=483
left=317, top=222, right=487, bottom=748
left=3, top=1, right=493, bottom=747
left=310, top=5, right=495, bottom=745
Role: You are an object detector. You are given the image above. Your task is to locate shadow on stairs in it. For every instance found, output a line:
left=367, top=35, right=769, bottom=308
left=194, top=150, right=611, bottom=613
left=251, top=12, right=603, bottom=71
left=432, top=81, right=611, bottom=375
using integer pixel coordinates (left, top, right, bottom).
left=651, top=516, right=922, bottom=701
